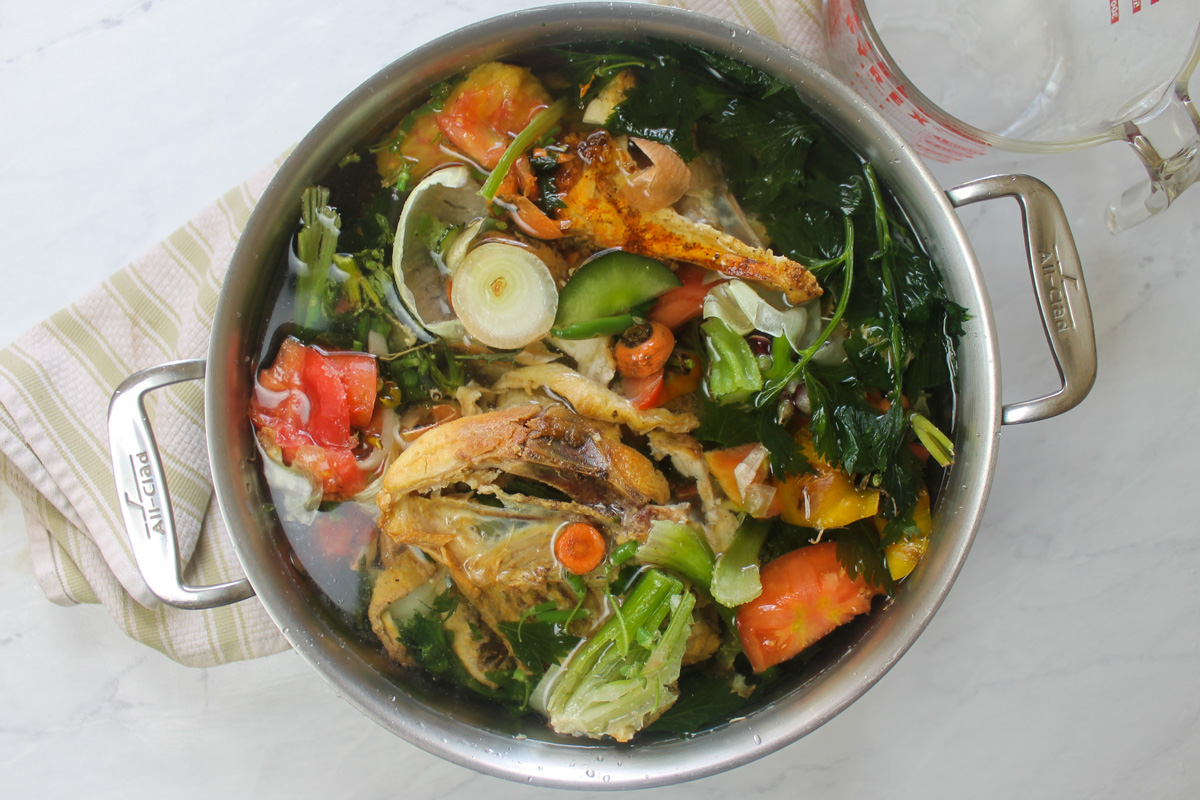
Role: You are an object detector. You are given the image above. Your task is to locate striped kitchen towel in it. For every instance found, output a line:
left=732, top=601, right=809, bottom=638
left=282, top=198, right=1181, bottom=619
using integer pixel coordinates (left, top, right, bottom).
left=0, top=0, right=828, bottom=667
left=0, top=159, right=290, bottom=667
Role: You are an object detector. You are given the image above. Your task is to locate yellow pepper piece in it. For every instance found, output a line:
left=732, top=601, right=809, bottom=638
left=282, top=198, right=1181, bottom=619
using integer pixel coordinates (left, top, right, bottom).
left=874, top=489, right=933, bottom=581
left=776, top=427, right=881, bottom=531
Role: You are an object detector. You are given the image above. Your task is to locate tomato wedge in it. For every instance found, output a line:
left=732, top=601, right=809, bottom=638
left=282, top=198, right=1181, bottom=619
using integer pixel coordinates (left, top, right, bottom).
left=736, top=541, right=882, bottom=673
left=249, top=337, right=379, bottom=498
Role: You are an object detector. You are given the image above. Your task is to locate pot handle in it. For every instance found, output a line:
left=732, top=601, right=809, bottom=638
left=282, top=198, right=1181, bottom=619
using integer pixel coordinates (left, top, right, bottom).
left=108, top=359, right=254, bottom=609
left=947, top=175, right=1097, bottom=425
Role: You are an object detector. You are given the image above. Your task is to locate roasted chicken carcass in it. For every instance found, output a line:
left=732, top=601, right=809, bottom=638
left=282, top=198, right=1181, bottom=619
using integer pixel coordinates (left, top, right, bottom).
left=374, top=403, right=694, bottom=670
left=552, top=131, right=823, bottom=304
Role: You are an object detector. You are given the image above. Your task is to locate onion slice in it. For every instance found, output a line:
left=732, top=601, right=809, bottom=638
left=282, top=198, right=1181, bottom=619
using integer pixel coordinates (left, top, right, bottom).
left=450, top=242, right=558, bottom=349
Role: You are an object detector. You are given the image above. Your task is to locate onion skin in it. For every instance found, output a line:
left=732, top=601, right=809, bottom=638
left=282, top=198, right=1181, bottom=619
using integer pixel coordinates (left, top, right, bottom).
left=510, top=196, right=568, bottom=240
left=625, top=138, right=691, bottom=211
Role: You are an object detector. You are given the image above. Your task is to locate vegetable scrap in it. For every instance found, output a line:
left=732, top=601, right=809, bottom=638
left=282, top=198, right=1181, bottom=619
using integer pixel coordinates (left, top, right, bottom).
left=247, top=39, right=967, bottom=742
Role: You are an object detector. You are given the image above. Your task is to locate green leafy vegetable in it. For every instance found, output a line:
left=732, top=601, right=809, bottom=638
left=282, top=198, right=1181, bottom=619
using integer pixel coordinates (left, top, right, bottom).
left=552, top=48, right=649, bottom=102
left=755, top=410, right=812, bottom=479
left=830, top=522, right=895, bottom=594
left=497, top=602, right=588, bottom=673
left=755, top=214, right=856, bottom=407
left=693, top=395, right=758, bottom=448
left=880, top=500, right=925, bottom=549
left=649, top=670, right=755, bottom=733
left=396, top=589, right=536, bottom=712
left=535, top=569, right=696, bottom=741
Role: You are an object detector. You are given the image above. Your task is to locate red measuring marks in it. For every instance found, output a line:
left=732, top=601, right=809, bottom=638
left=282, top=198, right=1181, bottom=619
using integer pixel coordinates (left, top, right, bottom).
left=826, top=0, right=991, bottom=163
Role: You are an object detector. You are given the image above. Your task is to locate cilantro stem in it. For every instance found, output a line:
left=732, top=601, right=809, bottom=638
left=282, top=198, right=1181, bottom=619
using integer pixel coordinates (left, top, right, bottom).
left=479, top=97, right=568, bottom=203
left=755, top=214, right=855, bottom=407
left=863, top=164, right=906, bottom=401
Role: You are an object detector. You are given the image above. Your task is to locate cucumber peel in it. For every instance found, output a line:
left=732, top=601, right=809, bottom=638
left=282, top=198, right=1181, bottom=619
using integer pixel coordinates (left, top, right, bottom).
left=554, top=251, right=680, bottom=328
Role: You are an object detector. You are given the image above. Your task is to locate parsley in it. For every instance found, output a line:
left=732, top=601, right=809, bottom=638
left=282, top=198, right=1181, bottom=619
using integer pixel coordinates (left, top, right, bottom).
left=755, top=409, right=812, bottom=479
left=693, top=396, right=811, bottom=481
left=397, top=589, right=537, bottom=713
left=829, top=521, right=895, bottom=594
left=497, top=602, right=588, bottom=675
left=693, top=395, right=758, bottom=448
left=648, top=670, right=753, bottom=733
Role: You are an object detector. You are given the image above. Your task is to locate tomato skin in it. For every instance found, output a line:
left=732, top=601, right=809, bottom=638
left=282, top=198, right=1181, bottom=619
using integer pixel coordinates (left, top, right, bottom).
left=249, top=337, right=379, bottom=498
left=649, top=264, right=719, bottom=329
left=326, top=352, right=378, bottom=428
left=622, top=371, right=664, bottom=410
left=302, top=350, right=352, bottom=447
left=375, top=114, right=455, bottom=186
left=736, top=542, right=881, bottom=673
left=435, top=62, right=551, bottom=169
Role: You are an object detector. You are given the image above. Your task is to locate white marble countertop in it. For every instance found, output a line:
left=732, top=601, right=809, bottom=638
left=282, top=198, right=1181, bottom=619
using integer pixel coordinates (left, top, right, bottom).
left=2, top=1, right=1197, bottom=797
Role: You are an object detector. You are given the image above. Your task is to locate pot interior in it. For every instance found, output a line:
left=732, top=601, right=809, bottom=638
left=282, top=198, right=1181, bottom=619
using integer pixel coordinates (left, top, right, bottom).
left=207, top=2, right=1001, bottom=788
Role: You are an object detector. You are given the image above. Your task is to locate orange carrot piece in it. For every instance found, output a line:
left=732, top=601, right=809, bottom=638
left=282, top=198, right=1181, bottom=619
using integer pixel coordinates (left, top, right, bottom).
left=614, top=322, right=674, bottom=379
left=554, top=522, right=607, bottom=575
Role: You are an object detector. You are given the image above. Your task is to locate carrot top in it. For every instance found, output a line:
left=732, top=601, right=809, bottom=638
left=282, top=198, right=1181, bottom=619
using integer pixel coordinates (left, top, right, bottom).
left=615, top=321, right=674, bottom=379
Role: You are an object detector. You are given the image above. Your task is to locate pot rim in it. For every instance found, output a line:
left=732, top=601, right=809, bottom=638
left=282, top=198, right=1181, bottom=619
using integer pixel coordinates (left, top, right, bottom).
left=207, top=2, right=1001, bottom=789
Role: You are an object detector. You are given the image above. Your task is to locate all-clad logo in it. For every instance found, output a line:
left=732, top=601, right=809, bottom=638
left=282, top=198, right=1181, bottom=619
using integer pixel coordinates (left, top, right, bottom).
left=1039, top=249, right=1077, bottom=332
left=123, top=451, right=164, bottom=538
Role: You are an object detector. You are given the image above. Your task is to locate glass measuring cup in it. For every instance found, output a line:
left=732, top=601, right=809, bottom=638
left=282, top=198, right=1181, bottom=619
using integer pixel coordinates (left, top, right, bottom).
left=825, top=0, right=1200, bottom=231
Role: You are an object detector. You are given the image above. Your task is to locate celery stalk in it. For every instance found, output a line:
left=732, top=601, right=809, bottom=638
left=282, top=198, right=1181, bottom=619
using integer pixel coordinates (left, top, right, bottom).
left=636, top=520, right=715, bottom=591
left=537, top=569, right=696, bottom=741
left=909, top=411, right=956, bottom=466
left=711, top=517, right=770, bottom=607
left=479, top=97, right=568, bottom=203
left=294, top=186, right=342, bottom=329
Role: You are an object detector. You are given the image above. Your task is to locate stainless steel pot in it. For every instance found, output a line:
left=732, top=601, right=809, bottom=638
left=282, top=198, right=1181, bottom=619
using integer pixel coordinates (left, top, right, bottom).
left=107, top=2, right=1096, bottom=789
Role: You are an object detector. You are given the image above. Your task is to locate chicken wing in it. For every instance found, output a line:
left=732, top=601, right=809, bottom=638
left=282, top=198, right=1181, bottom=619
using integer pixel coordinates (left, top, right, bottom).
left=553, top=131, right=823, bottom=304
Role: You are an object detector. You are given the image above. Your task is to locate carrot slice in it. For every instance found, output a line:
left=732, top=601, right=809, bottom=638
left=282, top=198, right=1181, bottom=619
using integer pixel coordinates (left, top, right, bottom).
left=554, top=522, right=607, bottom=575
